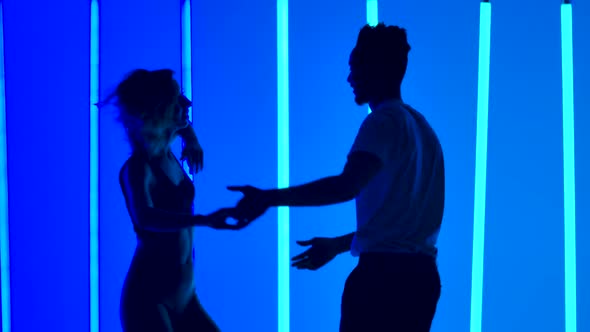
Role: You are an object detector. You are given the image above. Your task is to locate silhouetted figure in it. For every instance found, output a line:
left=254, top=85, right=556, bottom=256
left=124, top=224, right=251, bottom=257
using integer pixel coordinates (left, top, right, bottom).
left=228, top=24, right=444, bottom=332
left=105, top=69, right=241, bottom=332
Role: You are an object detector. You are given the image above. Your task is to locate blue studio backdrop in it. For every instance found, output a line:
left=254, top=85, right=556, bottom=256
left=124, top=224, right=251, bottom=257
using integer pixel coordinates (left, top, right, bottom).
left=1, top=0, right=589, bottom=332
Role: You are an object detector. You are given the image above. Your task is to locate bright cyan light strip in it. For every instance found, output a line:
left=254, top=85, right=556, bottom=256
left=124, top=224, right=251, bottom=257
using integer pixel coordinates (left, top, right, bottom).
left=471, top=2, right=491, bottom=332
left=277, top=0, right=290, bottom=331
left=366, top=0, right=377, bottom=114
left=366, top=0, right=378, bottom=27
left=90, top=2, right=100, bottom=332
left=181, top=0, right=193, bottom=121
left=181, top=0, right=194, bottom=179
left=561, top=3, right=577, bottom=332
left=0, top=3, right=11, bottom=332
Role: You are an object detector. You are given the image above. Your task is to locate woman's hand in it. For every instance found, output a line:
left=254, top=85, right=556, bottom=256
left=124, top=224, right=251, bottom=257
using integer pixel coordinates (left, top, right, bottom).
left=202, top=208, right=244, bottom=230
left=179, top=126, right=204, bottom=175
left=181, top=139, right=203, bottom=175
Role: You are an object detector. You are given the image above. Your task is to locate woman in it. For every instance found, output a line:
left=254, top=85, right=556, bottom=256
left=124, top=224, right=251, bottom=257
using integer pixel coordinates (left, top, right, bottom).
left=106, top=69, right=239, bottom=332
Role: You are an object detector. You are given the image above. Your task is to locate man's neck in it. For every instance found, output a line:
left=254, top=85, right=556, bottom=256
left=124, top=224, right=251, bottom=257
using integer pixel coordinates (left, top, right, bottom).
left=369, top=94, right=402, bottom=111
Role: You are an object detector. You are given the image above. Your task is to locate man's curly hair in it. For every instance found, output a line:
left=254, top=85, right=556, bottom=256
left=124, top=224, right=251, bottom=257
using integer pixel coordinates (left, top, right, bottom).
left=351, top=23, right=411, bottom=98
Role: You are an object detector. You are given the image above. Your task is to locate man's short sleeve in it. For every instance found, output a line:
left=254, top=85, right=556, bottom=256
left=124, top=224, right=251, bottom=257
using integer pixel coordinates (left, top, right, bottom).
left=349, top=111, right=403, bottom=164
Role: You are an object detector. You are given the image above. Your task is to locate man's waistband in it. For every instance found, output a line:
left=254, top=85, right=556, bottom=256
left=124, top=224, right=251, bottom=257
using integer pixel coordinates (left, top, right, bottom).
left=358, top=251, right=436, bottom=266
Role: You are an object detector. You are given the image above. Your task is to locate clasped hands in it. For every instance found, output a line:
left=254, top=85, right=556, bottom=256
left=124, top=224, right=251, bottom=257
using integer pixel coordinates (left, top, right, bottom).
left=205, top=185, right=343, bottom=271
left=180, top=136, right=272, bottom=229
left=182, top=136, right=340, bottom=271
left=205, top=185, right=274, bottom=230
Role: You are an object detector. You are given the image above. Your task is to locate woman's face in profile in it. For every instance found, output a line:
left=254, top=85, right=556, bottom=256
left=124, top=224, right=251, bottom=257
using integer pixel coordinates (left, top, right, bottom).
left=161, top=81, right=190, bottom=132
left=171, top=101, right=190, bottom=130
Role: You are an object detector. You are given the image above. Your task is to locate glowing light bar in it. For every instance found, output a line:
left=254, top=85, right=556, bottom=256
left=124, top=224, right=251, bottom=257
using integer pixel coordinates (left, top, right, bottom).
left=89, top=2, right=100, bottom=332
left=561, top=2, right=577, bottom=332
left=366, top=0, right=378, bottom=27
left=366, top=0, right=378, bottom=113
left=181, top=0, right=193, bottom=179
left=470, top=1, right=491, bottom=332
left=0, top=3, right=10, bottom=332
left=277, top=0, right=290, bottom=330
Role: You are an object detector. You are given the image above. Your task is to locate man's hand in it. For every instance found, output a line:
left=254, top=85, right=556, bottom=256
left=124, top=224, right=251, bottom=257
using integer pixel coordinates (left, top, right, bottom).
left=227, top=185, right=275, bottom=226
left=291, top=237, right=342, bottom=271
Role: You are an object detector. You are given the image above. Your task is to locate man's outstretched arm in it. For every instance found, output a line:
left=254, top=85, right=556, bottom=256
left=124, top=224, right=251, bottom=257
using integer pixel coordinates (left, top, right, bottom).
left=268, top=151, right=382, bottom=207
left=228, top=111, right=395, bottom=223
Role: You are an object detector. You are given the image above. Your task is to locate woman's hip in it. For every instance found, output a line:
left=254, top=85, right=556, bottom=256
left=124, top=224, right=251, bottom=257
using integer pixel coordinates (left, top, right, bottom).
left=121, top=269, right=196, bottom=312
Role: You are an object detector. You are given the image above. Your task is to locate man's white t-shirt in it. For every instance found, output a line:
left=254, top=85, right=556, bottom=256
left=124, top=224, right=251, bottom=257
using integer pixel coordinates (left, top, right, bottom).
left=349, top=99, right=445, bottom=258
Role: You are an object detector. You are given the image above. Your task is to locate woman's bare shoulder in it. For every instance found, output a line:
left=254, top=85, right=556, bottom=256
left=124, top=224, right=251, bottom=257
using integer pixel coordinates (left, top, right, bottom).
left=120, top=154, right=153, bottom=186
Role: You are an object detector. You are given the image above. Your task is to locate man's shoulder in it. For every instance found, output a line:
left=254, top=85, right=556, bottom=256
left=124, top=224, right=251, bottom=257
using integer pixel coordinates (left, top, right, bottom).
left=366, top=105, right=412, bottom=134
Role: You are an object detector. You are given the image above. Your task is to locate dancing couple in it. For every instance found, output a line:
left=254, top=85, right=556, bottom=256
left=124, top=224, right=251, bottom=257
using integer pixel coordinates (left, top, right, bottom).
left=109, top=23, right=444, bottom=332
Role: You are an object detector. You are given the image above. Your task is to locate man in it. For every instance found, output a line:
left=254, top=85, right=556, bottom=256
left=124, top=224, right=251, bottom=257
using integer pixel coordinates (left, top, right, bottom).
left=229, top=23, right=445, bottom=332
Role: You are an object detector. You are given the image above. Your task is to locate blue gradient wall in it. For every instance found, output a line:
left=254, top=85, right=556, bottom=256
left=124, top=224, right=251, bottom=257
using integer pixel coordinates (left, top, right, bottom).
left=0, top=1, right=588, bottom=332
left=190, top=0, right=279, bottom=331
left=485, top=2, right=564, bottom=331
left=3, top=1, right=91, bottom=331
left=288, top=1, right=365, bottom=331
left=573, top=2, right=590, bottom=332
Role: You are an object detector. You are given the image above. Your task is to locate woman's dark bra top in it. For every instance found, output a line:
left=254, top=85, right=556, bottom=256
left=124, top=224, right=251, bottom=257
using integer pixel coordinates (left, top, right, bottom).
left=119, top=151, right=196, bottom=265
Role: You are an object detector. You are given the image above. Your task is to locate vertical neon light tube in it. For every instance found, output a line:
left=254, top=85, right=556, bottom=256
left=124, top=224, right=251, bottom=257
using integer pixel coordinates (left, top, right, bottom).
left=561, top=2, right=577, bottom=332
left=471, top=1, right=491, bottom=332
left=89, top=2, right=100, bottom=332
left=277, top=0, right=290, bottom=331
left=366, top=0, right=377, bottom=114
left=366, top=0, right=378, bottom=27
left=181, top=0, right=193, bottom=179
left=0, top=3, right=10, bottom=332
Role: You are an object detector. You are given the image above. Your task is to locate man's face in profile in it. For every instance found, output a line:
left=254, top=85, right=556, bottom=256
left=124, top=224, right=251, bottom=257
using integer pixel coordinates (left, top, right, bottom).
left=347, top=48, right=371, bottom=106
